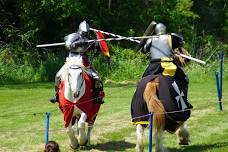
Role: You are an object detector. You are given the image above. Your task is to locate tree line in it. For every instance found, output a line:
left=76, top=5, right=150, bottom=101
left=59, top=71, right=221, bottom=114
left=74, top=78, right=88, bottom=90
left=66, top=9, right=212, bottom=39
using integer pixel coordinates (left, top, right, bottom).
left=0, top=0, right=227, bottom=83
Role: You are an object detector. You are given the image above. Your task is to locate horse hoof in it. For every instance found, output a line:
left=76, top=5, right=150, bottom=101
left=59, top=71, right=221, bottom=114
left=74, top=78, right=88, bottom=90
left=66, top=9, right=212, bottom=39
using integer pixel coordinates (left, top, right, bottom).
left=70, top=144, right=79, bottom=149
left=79, top=145, right=86, bottom=150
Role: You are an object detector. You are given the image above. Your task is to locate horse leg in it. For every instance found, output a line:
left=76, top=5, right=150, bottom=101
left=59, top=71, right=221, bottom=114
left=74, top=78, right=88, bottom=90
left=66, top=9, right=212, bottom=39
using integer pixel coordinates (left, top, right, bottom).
left=144, top=79, right=167, bottom=152
left=66, top=123, right=79, bottom=149
left=74, top=119, right=79, bottom=136
left=154, top=128, right=169, bottom=152
left=78, top=112, right=87, bottom=145
left=176, top=123, right=190, bottom=145
left=86, top=124, right=93, bottom=146
left=135, top=124, right=144, bottom=152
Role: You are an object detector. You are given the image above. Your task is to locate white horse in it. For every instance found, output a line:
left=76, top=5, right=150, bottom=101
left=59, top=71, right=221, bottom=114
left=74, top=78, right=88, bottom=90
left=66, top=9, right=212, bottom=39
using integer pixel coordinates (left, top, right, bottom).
left=57, top=55, right=101, bottom=149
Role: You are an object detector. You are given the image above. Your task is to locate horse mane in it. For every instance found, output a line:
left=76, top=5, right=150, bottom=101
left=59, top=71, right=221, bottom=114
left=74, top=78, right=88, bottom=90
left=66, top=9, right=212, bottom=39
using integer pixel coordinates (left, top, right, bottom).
left=60, top=56, right=85, bottom=82
left=173, top=47, right=191, bottom=67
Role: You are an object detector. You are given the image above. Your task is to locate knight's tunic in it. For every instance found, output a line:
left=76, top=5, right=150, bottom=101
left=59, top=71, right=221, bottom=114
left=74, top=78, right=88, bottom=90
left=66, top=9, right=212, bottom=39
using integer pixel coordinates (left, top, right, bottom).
left=131, top=33, right=193, bottom=132
left=131, top=70, right=193, bottom=133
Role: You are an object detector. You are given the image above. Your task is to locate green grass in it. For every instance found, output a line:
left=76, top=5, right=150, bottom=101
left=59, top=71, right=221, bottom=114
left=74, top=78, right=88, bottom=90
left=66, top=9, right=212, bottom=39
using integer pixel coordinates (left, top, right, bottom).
left=0, top=77, right=228, bottom=152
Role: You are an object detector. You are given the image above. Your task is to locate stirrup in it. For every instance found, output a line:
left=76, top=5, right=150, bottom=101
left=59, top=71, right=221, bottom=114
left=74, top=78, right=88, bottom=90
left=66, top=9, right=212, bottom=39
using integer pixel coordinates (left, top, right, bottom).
left=49, top=96, right=58, bottom=103
left=95, top=97, right=104, bottom=104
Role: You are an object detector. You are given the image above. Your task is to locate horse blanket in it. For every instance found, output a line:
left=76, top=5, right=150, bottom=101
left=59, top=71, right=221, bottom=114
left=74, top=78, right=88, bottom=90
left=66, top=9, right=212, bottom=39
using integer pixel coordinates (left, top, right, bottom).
left=131, top=71, right=193, bottom=132
left=58, top=72, right=101, bottom=128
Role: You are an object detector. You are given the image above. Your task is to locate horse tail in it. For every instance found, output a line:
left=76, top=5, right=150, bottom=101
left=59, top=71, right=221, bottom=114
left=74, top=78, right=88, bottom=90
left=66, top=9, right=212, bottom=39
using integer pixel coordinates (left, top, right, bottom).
left=143, top=77, right=165, bottom=131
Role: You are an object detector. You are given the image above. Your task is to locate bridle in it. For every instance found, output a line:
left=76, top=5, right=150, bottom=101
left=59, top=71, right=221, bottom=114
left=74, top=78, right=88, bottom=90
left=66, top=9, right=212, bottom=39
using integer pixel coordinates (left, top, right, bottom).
left=68, top=65, right=85, bottom=98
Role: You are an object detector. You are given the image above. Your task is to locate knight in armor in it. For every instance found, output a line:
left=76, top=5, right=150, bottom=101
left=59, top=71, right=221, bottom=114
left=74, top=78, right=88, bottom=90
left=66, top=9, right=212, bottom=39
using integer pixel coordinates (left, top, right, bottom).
left=141, top=22, right=191, bottom=108
left=142, top=22, right=188, bottom=78
left=49, top=21, right=104, bottom=104
left=131, top=22, right=193, bottom=131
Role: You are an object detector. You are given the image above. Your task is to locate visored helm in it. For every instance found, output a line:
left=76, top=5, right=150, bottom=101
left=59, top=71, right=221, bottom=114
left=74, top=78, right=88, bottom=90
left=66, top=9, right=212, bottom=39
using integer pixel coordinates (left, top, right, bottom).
left=78, top=21, right=90, bottom=36
left=154, top=23, right=166, bottom=35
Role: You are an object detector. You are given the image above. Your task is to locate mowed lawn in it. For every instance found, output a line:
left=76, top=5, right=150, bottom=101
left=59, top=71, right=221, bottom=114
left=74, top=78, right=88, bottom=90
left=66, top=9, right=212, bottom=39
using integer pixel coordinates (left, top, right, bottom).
left=0, top=78, right=227, bottom=152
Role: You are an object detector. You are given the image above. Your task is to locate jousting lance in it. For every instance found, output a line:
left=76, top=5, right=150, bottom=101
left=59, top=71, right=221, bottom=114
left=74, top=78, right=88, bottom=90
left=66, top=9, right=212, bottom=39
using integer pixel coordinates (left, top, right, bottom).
left=89, top=28, right=206, bottom=65
left=36, top=30, right=206, bottom=65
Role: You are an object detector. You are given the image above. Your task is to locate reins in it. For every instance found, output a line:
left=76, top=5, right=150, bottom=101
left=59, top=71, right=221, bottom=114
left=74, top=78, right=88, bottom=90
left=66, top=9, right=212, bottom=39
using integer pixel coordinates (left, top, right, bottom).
left=67, top=65, right=86, bottom=98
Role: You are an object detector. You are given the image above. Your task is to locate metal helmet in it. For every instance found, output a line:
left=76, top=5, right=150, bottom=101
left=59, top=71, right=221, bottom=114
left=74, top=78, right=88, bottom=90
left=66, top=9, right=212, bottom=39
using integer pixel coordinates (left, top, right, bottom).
left=154, top=23, right=166, bottom=35
left=78, top=21, right=90, bottom=36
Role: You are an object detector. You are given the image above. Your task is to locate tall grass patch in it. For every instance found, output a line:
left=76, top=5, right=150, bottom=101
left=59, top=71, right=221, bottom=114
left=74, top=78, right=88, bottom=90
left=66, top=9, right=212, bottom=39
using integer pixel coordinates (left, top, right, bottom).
left=93, top=45, right=148, bottom=81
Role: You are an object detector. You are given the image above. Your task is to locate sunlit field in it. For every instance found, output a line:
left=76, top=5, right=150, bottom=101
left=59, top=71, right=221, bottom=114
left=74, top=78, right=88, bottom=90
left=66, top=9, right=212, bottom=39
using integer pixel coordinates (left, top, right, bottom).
left=0, top=77, right=227, bottom=152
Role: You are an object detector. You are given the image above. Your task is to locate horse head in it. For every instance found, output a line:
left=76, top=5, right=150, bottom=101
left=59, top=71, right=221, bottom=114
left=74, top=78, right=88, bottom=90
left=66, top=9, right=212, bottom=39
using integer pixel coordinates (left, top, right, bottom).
left=62, top=56, right=86, bottom=103
left=68, top=65, right=85, bottom=98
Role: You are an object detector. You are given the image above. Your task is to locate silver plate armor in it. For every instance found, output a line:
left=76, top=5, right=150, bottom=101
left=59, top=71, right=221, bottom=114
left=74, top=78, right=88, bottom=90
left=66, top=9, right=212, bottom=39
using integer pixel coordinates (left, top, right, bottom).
left=64, top=33, right=90, bottom=53
left=78, top=21, right=90, bottom=34
left=144, top=34, right=173, bottom=60
left=154, top=23, right=166, bottom=35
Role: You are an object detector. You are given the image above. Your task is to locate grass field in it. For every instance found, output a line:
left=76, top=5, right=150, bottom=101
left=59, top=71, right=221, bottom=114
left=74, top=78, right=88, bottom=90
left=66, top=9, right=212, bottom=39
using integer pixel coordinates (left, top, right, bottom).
left=0, top=77, right=227, bottom=152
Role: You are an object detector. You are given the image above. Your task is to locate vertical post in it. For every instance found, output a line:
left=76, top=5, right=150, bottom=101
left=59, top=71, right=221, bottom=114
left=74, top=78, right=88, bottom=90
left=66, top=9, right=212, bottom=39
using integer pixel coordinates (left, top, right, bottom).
left=45, top=112, right=51, bottom=144
left=219, top=49, right=223, bottom=100
left=148, top=112, right=153, bottom=152
left=215, top=72, right=222, bottom=111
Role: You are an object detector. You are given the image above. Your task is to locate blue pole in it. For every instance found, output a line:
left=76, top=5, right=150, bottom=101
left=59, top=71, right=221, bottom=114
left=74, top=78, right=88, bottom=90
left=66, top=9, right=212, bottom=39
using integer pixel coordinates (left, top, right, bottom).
left=219, top=49, right=223, bottom=99
left=215, top=72, right=222, bottom=111
left=148, top=112, right=153, bottom=152
left=45, top=112, right=51, bottom=144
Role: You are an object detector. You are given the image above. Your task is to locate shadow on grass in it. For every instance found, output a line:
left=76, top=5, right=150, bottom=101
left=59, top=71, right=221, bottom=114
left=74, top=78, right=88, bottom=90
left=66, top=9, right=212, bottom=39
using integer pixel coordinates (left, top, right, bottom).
left=77, top=140, right=135, bottom=151
left=168, top=142, right=228, bottom=152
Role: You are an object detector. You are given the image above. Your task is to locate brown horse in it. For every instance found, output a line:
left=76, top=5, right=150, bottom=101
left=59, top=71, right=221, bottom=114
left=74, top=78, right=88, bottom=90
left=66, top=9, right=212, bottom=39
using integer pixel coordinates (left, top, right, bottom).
left=131, top=48, right=192, bottom=152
